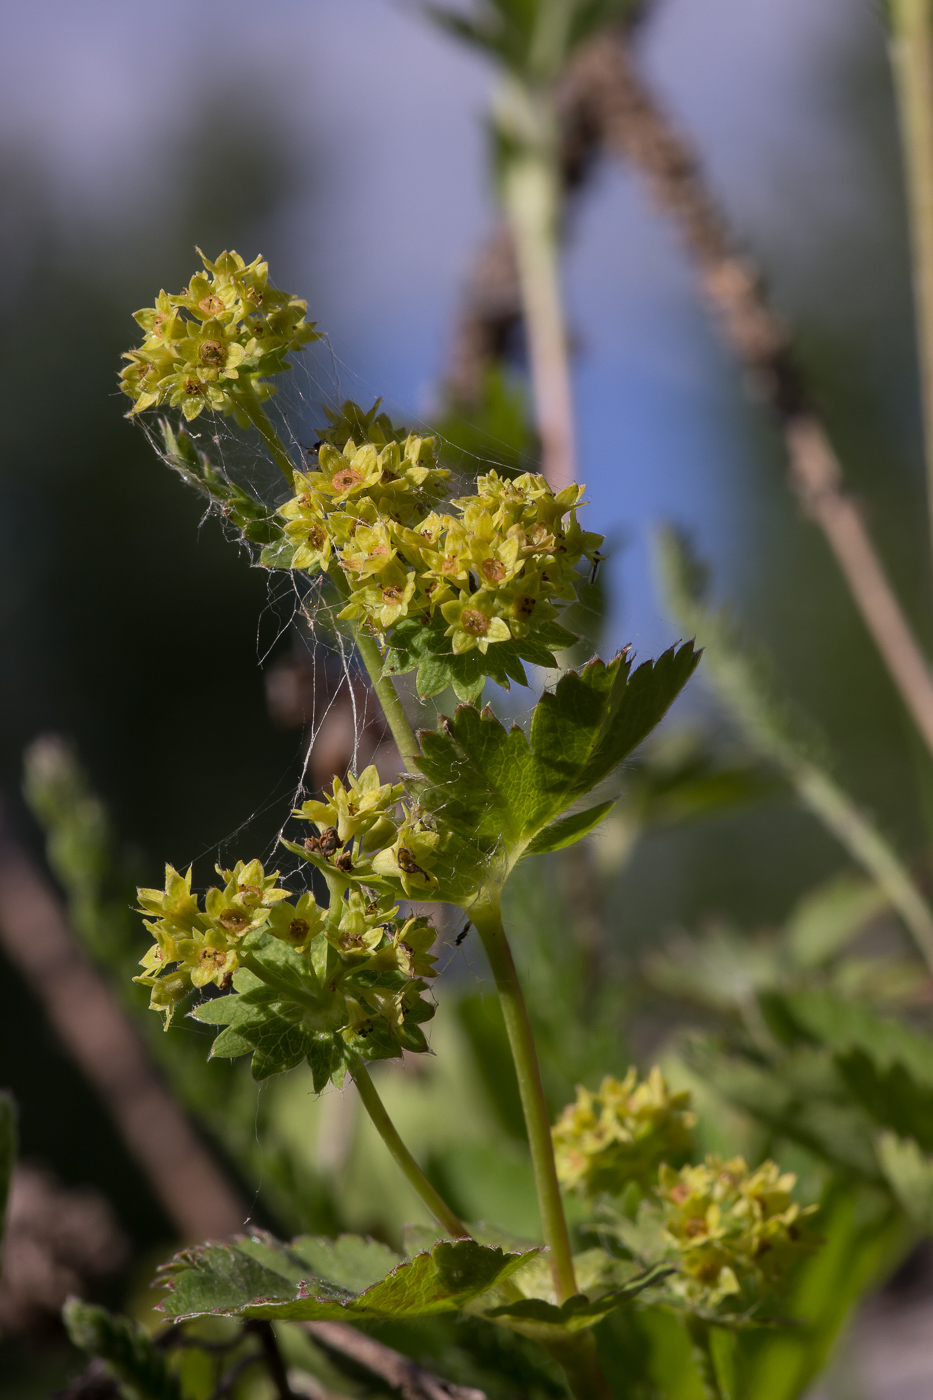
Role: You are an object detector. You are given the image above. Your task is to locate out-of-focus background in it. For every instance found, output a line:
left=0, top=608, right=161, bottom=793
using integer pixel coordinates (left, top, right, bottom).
left=2, top=0, right=931, bottom=1395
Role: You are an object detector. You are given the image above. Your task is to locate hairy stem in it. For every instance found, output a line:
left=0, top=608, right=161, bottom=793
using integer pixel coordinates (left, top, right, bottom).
left=326, top=567, right=421, bottom=769
left=353, top=1064, right=469, bottom=1239
left=498, top=89, right=576, bottom=493
left=232, top=386, right=297, bottom=487
left=891, top=0, right=933, bottom=568
left=248, top=1322, right=298, bottom=1400
left=471, top=897, right=577, bottom=1303
left=354, top=630, right=421, bottom=768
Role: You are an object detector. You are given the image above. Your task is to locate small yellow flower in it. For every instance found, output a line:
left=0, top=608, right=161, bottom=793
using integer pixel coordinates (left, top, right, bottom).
left=657, top=1155, right=816, bottom=1308
left=553, top=1068, right=696, bottom=1198
left=441, top=592, right=512, bottom=655
left=296, top=767, right=403, bottom=845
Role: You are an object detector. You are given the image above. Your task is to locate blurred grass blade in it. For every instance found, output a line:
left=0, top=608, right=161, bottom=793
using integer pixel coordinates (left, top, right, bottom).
left=656, top=525, right=933, bottom=972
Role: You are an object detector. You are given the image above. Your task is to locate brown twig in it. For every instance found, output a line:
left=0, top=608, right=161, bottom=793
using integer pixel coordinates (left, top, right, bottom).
left=563, top=32, right=933, bottom=761
left=248, top=1321, right=299, bottom=1400
left=0, top=807, right=245, bottom=1240
left=445, top=31, right=933, bottom=760
left=304, top=1321, right=486, bottom=1400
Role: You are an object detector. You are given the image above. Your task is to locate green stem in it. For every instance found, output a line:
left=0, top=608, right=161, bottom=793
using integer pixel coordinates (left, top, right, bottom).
left=891, top=0, right=933, bottom=570
left=232, top=386, right=297, bottom=487
left=354, top=630, right=421, bottom=769
left=471, top=897, right=577, bottom=1304
left=497, top=86, right=576, bottom=494
left=325, top=564, right=421, bottom=769
left=353, top=1064, right=468, bottom=1239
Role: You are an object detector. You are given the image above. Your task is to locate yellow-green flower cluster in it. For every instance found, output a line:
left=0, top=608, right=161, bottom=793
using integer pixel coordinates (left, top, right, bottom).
left=553, top=1068, right=697, bottom=1198
left=135, top=779, right=443, bottom=1075
left=279, top=440, right=603, bottom=655
left=293, top=766, right=443, bottom=899
left=120, top=249, right=319, bottom=422
left=657, top=1156, right=815, bottom=1308
left=135, top=859, right=311, bottom=1026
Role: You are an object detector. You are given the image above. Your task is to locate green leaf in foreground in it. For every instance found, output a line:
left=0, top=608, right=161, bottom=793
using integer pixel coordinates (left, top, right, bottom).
left=63, top=1298, right=182, bottom=1400
left=158, top=1231, right=539, bottom=1322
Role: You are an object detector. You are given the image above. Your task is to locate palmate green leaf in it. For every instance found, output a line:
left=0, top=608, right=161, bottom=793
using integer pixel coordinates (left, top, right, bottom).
left=158, top=1231, right=538, bottom=1323
left=411, top=644, right=699, bottom=881
left=835, top=1049, right=933, bottom=1153
left=382, top=612, right=574, bottom=701
left=760, top=988, right=933, bottom=1130
left=684, top=1038, right=884, bottom=1182
left=63, top=1298, right=182, bottom=1400
left=524, top=801, right=615, bottom=855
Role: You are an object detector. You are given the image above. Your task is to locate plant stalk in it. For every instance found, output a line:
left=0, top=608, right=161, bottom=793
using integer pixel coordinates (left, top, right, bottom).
left=499, top=117, right=576, bottom=493
left=354, top=630, right=421, bottom=769
left=326, top=568, right=421, bottom=769
left=471, top=898, right=578, bottom=1303
left=353, top=1064, right=469, bottom=1240
left=891, top=0, right=933, bottom=567
left=232, top=386, right=298, bottom=488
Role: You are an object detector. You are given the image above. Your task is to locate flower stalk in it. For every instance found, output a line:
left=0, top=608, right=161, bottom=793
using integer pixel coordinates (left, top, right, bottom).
left=497, top=82, right=576, bottom=494
left=231, top=386, right=298, bottom=488
left=470, top=896, right=578, bottom=1304
left=353, top=630, right=421, bottom=769
left=353, top=1064, right=469, bottom=1240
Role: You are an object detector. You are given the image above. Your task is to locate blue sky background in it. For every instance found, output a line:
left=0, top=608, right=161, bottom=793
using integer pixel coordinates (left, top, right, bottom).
left=1, top=0, right=875, bottom=661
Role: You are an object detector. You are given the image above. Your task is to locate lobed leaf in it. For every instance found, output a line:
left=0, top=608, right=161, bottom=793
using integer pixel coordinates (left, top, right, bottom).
left=410, top=644, right=700, bottom=885
left=158, top=1231, right=539, bottom=1323
left=524, top=801, right=615, bottom=856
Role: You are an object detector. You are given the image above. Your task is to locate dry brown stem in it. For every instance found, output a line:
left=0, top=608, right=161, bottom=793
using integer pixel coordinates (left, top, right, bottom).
left=445, top=31, right=933, bottom=758
left=0, top=810, right=245, bottom=1240
left=304, top=1321, right=485, bottom=1400
left=565, top=33, right=933, bottom=759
